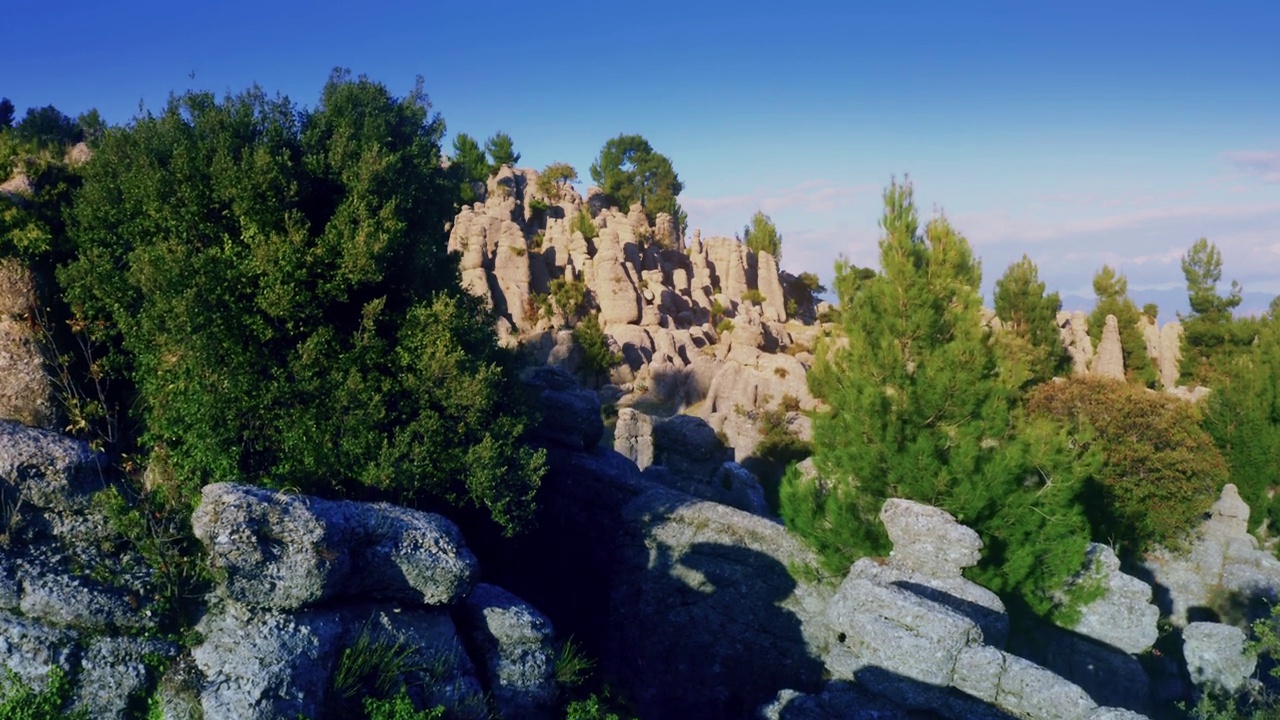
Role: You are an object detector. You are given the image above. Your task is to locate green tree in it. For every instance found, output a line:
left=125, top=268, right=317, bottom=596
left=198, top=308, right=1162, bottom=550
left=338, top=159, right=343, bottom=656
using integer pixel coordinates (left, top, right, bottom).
left=536, top=162, right=578, bottom=203
left=0, top=98, right=14, bottom=129
left=785, top=179, right=1094, bottom=616
left=484, top=131, right=520, bottom=174
left=742, top=210, right=782, bottom=262
left=993, top=254, right=1067, bottom=387
left=451, top=133, right=489, bottom=204
left=1179, top=238, right=1248, bottom=384
left=588, top=134, right=684, bottom=223
left=62, top=71, right=545, bottom=533
left=1088, top=265, right=1156, bottom=387
left=14, top=105, right=82, bottom=149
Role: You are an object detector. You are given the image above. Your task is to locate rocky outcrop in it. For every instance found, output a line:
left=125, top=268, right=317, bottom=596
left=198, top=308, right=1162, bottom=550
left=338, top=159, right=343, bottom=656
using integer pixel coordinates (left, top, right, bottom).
left=1091, top=315, right=1126, bottom=380
left=1144, top=484, right=1280, bottom=626
left=448, top=167, right=819, bottom=471
left=0, top=422, right=557, bottom=719
left=1183, top=622, right=1256, bottom=693
left=0, top=259, right=55, bottom=429
left=1066, top=544, right=1159, bottom=655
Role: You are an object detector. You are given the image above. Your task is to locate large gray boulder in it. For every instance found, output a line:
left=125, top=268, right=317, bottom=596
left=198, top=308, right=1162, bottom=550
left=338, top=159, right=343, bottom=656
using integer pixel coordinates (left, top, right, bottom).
left=186, top=601, right=484, bottom=720
left=460, top=584, right=558, bottom=719
left=1183, top=622, right=1256, bottom=693
left=521, top=365, right=603, bottom=451
left=1066, top=544, right=1159, bottom=655
left=880, top=498, right=982, bottom=579
left=613, top=407, right=654, bottom=469
left=192, top=483, right=478, bottom=610
left=651, top=413, right=732, bottom=480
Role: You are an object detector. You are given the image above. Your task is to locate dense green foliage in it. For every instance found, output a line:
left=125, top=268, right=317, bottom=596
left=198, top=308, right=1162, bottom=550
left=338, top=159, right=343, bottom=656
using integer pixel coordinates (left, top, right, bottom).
left=785, top=180, right=1096, bottom=615
left=742, top=210, right=782, bottom=262
left=0, top=98, right=14, bottom=129
left=993, top=254, right=1066, bottom=387
left=12, top=105, right=83, bottom=150
left=484, top=131, right=520, bottom=174
left=589, top=134, right=684, bottom=224
left=59, top=72, right=544, bottom=532
left=1027, top=376, right=1226, bottom=557
left=450, top=132, right=488, bottom=204
left=1088, top=265, right=1156, bottom=386
left=537, top=162, right=578, bottom=202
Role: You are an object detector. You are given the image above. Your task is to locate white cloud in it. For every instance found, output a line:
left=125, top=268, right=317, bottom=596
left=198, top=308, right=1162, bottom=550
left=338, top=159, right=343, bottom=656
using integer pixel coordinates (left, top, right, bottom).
left=1225, top=149, right=1280, bottom=183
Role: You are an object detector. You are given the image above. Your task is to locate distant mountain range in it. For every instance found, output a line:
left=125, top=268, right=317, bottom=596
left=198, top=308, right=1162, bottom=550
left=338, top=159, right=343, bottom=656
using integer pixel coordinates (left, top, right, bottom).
left=1059, top=289, right=1278, bottom=321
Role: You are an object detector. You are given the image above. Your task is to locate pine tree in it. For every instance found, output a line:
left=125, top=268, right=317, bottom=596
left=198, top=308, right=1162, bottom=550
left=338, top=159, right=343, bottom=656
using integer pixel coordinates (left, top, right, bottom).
left=1179, top=237, right=1247, bottom=384
left=993, top=254, right=1066, bottom=387
left=783, top=180, right=1093, bottom=616
left=742, top=210, right=782, bottom=262
left=484, top=131, right=520, bottom=174
left=1088, top=265, right=1156, bottom=386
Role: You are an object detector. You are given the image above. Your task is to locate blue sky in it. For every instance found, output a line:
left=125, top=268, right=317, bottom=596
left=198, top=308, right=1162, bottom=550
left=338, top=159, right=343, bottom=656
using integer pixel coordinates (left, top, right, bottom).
left=6, top=1, right=1278, bottom=315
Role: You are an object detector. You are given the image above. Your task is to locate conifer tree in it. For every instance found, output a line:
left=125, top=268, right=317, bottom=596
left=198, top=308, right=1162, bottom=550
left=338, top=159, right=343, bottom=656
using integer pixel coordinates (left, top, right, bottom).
left=783, top=179, right=1094, bottom=616
left=993, top=254, right=1066, bottom=387
left=742, top=210, right=782, bottom=262
left=1179, top=237, right=1248, bottom=384
left=1088, top=265, right=1156, bottom=386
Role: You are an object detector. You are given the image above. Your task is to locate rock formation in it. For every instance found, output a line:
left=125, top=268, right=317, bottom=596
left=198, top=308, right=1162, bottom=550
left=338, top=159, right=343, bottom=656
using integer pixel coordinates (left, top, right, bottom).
left=0, top=258, right=55, bottom=429
left=448, top=167, right=823, bottom=476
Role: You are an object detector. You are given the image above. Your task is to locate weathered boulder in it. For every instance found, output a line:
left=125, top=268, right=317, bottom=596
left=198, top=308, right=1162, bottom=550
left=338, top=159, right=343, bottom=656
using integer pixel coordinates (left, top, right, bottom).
left=521, top=365, right=603, bottom=451
left=1067, top=544, right=1159, bottom=655
left=1058, top=311, right=1095, bottom=376
left=460, top=584, right=558, bottom=719
left=880, top=498, right=982, bottom=579
left=1183, top=622, right=1256, bottom=693
left=613, top=407, right=655, bottom=469
left=651, top=413, right=732, bottom=480
left=192, top=483, right=478, bottom=610
left=757, top=250, right=787, bottom=323
left=760, top=681, right=915, bottom=719
left=72, top=636, right=178, bottom=719
left=187, top=601, right=483, bottom=720
left=1158, top=321, right=1183, bottom=390
left=1091, top=314, right=1125, bottom=380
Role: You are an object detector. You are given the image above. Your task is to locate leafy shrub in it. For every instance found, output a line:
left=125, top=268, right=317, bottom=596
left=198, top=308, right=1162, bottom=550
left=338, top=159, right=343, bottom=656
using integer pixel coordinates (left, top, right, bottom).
left=742, top=289, right=766, bottom=305
left=715, top=318, right=734, bottom=334
left=1027, top=375, right=1227, bottom=556
left=364, top=690, right=445, bottom=720
left=528, top=198, right=549, bottom=215
left=574, top=312, right=620, bottom=378
left=60, top=72, right=545, bottom=533
left=0, top=667, right=87, bottom=720
left=550, top=277, right=587, bottom=320
left=536, top=162, right=578, bottom=202
left=571, top=207, right=598, bottom=241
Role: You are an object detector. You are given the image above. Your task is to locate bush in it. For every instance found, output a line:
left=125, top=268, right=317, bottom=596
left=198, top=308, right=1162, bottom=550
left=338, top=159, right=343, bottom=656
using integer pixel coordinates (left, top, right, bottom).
left=60, top=72, right=545, bottom=533
left=715, top=318, right=734, bottom=334
left=1027, top=375, right=1227, bottom=556
left=742, top=289, right=765, bottom=305
left=571, top=207, right=598, bottom=241
left=574, top=312, right=620, bottom=378
left=550, top=277, right=587, bottom=320
left=0, top=667, right=87, bottom=720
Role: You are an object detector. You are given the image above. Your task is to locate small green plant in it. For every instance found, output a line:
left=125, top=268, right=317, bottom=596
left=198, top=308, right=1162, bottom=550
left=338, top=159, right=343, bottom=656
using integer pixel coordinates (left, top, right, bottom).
left=780, top=394, right=801, bottom=412
left=554, top=637, right=594, bottom=688
left=0, top=667, right=89, bottom=720
left=574, top=313, right=621, bottom=378
left=528, top=292, right=554, bottom=321
left=785, top=297, right=798, bottom=318
left=509, top=245, right=527, bottom=257
left=528, top=198, right=550, bottom=215
left=550, top=277, right=587, bottom=320
left=715, top=318, right=733, bottom=334
left=530, top=231, right=545, bottom=251
left=332, top=623, right=419, bottom=713
left=363, top=689, right=445, bottom=720
left=571, top=207, right=598, bottom=241
left=742, top=289, right=765, bottom=305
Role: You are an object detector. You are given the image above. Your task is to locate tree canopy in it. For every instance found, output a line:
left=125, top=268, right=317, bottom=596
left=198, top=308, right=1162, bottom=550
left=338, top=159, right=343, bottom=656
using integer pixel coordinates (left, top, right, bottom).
left=589, top=134, right=684, bottom=223
left=484, top=131, right=520, bottom=174
left=1179, top=237, right=1250, bottom=384
left=60, top=71, right=545, bottom=532
left=536, top=162, right=578, bottom=203
left=451, top=132, right=489, bottom=204
left=742, top=210, right=782, bottom=262
left=0, top=98, right=13, bottom=129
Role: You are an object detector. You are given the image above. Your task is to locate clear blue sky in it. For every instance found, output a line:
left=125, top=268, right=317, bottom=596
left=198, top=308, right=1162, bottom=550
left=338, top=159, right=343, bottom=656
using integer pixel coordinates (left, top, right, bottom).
left=7, top=1, right=1278, bottom=315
